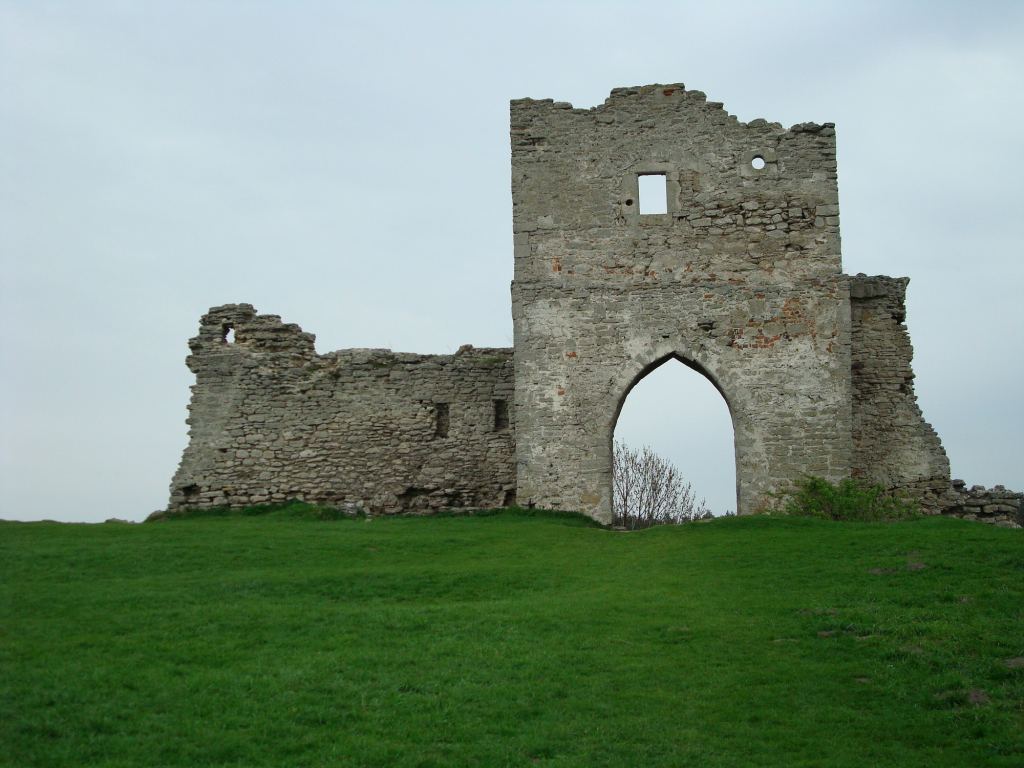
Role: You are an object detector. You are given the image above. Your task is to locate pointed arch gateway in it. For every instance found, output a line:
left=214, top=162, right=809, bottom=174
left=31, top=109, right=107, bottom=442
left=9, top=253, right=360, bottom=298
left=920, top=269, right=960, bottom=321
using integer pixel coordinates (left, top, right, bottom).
left=510, top=86, right=857, bottom=523
left=610, top=352, right=739, bottom=522
left=544, top=337, right=761, bottom=525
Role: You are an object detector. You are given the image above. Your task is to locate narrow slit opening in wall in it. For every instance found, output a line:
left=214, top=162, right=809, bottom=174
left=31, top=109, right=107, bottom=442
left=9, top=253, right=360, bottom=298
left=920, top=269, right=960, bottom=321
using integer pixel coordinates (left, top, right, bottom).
left=638, top=173, right=667, bottom=215
left=222, top=324, right=235, bottom=344
left=435, top=403, right=449, bottom=438
left=493, top=399, right=509, bottom=431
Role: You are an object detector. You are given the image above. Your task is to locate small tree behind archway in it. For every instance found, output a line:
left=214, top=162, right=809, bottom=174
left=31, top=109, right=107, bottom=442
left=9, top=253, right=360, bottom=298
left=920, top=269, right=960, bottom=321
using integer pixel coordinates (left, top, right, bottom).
left=612, top=440, right=711, bottom=529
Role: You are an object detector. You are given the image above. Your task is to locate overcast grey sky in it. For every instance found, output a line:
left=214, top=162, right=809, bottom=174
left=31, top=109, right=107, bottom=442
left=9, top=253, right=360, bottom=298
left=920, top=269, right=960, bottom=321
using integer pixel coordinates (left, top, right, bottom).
left=2, top=1, right=1021, bottom=521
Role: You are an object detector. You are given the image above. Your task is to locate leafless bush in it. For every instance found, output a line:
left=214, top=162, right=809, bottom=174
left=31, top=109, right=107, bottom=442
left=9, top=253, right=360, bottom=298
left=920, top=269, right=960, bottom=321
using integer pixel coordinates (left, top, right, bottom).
left=612, top=440, right=712, bottom=529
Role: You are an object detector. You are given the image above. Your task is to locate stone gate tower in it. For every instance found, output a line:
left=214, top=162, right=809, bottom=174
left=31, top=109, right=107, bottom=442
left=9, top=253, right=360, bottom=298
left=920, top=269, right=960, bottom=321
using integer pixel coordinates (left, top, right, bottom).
left=510, top=84, right=949, bottom=521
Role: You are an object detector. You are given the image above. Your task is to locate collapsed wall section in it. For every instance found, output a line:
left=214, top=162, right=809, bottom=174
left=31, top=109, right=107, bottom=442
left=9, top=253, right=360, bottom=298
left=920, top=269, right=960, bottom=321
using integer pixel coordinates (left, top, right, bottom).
left=167, top=304, right=516, bottom=514
left=849, top=275, right=952, bottom=510
left=945, top=482, right=1022, bottom=527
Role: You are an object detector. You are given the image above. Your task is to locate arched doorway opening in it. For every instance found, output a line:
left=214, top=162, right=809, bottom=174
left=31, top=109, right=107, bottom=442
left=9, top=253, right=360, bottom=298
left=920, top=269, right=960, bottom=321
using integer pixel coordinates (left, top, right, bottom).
left=611, top=354, right=737, bottom=526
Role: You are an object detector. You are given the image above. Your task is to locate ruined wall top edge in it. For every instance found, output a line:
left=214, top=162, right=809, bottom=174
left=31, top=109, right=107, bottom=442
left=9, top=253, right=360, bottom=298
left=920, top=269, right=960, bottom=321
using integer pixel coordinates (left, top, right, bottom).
left=848, top=274, right=911, bottom=300
left=189, top=303, right=512, bottom=366
left=510, top=83, right=835, bottom=135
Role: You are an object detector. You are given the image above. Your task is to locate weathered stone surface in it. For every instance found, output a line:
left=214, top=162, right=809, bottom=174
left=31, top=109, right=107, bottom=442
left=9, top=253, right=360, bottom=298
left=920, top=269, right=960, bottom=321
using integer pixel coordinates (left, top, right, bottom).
left=942, top=485, right=1023, bottom=528
left=165, top=82, right=1016, bottom=525
left=849, top=275, right=955, bottom=512
left=168, top=304, right=515, bottom=514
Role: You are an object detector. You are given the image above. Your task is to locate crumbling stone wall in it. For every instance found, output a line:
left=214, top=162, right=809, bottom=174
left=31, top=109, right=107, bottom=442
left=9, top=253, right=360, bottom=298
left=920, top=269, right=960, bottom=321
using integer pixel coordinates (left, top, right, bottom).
left=944, top=481, right=1022, bottom=528
left=167, top=82, right=984, bottom=524
left=168, top=304, right=515, bottom=514
left=850, top=275, right=954, bottom=511
left=511, top=84, right=853, bottom=521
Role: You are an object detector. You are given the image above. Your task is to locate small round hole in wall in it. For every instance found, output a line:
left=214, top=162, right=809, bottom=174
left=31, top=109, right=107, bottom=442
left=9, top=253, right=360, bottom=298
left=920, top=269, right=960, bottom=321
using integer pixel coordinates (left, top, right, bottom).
left=751, top=155, right=766, bottom=170
left=625, top=199, right=634, bottom=206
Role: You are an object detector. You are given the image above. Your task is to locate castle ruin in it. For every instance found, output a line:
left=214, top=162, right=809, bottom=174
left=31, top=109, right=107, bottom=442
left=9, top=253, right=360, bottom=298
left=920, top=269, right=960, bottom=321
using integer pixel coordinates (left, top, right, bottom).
left=167, top=83, right=994, bottom=524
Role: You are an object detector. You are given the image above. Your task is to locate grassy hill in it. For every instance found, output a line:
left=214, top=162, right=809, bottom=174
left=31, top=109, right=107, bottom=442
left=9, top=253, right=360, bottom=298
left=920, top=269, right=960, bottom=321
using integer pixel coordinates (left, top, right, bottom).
left=1, top=509, right=1022, bottom=767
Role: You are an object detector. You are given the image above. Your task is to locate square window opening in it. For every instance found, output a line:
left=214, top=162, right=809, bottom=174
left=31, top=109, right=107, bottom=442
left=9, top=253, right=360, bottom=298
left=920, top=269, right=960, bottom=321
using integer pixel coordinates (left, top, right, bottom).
left=638, top=173, right=668, bottom=215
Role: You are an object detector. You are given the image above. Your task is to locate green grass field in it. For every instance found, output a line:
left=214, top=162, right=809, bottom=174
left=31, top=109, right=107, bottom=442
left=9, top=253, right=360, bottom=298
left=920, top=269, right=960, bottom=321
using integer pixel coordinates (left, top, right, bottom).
left=2, top=509, right=1022, bottom=767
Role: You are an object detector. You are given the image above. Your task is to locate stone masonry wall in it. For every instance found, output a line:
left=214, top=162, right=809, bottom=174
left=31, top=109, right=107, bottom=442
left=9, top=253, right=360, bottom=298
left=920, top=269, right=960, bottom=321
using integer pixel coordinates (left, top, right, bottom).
left=511, top=84, right=851, bottom=522
left=944, top=481, right=1022, bottom=528
left=849, top=275, right=953, bottom=511
left=167, top=304, right=515, bottom=514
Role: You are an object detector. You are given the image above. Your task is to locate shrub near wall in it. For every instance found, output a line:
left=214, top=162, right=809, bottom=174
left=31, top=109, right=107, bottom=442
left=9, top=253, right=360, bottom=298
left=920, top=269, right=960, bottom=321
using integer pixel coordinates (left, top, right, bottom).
left=781, top=476, right=919, bottom=521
